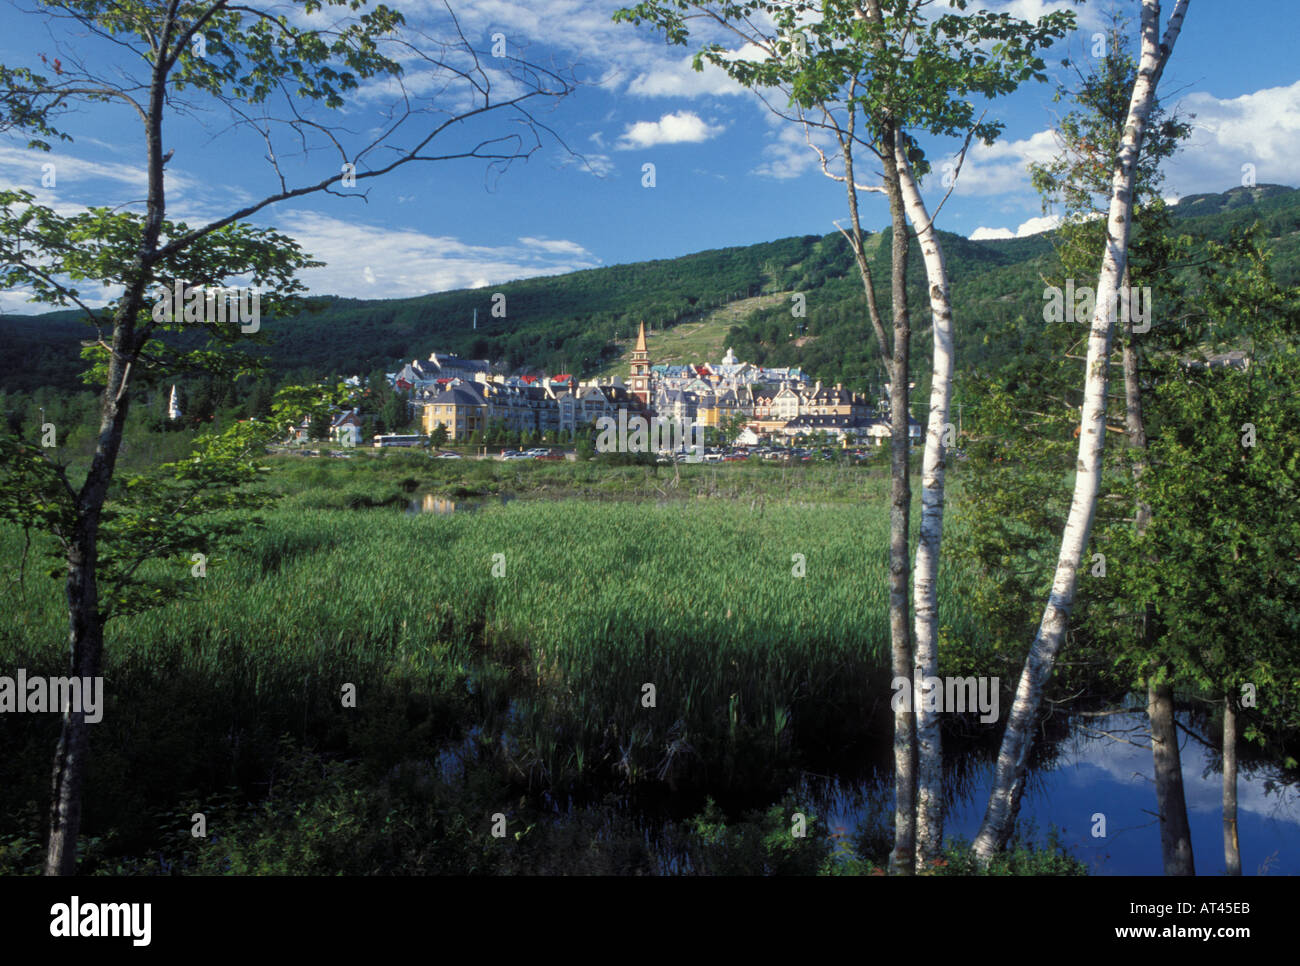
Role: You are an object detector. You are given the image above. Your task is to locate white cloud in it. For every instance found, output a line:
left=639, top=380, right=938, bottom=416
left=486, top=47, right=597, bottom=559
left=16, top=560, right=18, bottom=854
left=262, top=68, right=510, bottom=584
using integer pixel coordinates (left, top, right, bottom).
left=517, top=236, right=590, bottom=256
left=752, top=124, right=813, bottom=181
left=0, top=144, right=198, bottom=197
left=276, top=211, right=601, bottom=299
left=626, top=52, right=745, bottom=98
left=959, top=82, right=1300, bottom=206
left=559, top=151, right=614, bottom=178
left=751, top=118, right=843, bottom=182
left=945, top=129, right=1060, bottom=197
left=970, top=213, right=1061, bottom=240
left=616, top=111, right=724, bottom=150
left=969, top=226, right=1015, bottom=241
left=0, top=143, right=260, bottom=234
left=377, top=0, right=745, bottom=100
left=1015, top=214, right=1062, bottom=236
left=1165, top=80, right=1300, bottom=195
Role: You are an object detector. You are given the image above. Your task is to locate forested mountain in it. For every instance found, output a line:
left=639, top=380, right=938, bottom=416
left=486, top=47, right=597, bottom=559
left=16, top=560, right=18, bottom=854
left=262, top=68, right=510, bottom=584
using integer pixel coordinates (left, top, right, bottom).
left=2, top=184, right=1295, bottom=398
left=721, top=183, right=1299, bottom=395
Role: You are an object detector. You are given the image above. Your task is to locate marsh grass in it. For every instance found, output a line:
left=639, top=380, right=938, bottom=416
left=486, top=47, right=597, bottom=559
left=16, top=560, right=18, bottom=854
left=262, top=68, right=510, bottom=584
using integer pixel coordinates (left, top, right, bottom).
left=261, top=448, right=897, bottom=505
left=0, top=482, right=993, bottom=871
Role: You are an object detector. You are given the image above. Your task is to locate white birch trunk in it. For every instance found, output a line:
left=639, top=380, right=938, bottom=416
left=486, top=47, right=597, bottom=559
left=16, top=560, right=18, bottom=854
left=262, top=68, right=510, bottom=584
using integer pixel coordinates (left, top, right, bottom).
left=894, top=133, right=955, bottom=872
left=1223, top=693, right=1241, bottom=875
left=972, top=0, right=1190, bottom=865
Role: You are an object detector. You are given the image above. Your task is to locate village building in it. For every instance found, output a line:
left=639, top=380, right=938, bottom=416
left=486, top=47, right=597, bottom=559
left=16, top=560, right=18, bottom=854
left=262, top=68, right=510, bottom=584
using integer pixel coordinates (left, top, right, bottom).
left=421, top=382, right=487, bottom=441
left=330, top=408, right=364, bottom=446
left=397, top=327, right=923, bottom=448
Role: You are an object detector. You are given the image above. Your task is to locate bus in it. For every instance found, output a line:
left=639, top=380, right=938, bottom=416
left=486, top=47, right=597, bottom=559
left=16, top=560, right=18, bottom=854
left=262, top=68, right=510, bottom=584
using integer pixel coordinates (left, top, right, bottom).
left=372, top=434, right=427, bottom=448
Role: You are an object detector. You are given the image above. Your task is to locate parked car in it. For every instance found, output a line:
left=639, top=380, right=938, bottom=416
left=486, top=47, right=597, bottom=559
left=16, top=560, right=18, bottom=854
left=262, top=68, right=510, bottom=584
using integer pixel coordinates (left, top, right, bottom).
left=435, top=450, right=462, bottom=459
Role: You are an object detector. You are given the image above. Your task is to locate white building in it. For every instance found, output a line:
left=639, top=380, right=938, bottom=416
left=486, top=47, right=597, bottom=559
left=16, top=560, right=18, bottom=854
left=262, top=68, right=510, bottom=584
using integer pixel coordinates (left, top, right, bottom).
left=330, top=409, right=364, bottom=446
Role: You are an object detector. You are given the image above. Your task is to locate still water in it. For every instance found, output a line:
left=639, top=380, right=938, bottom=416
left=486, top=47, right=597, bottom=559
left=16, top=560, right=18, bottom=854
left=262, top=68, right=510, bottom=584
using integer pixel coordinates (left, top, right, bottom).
left=406, top=494, right=516, bottom=514
left=819, top=710, right=1300, bottom=875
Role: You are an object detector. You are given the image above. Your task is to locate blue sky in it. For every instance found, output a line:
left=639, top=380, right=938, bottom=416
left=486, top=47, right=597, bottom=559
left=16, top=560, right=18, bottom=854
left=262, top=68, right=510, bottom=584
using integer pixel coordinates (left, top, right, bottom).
left=1, top=0, right=1298, bottom=309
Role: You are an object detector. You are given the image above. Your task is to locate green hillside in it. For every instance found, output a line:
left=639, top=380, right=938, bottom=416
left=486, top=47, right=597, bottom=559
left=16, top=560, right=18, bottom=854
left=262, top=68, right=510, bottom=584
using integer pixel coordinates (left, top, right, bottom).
left=592, top=291, right=794, bottom=379
left=2, top=184, right=1296, bottom=398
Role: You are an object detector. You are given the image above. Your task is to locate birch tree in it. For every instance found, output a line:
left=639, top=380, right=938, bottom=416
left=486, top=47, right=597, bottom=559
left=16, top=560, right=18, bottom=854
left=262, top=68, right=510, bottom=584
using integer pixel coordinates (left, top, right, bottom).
left=972, top=0, right=1190, bottom=864
left=891, top=126, right=952, bottom=869
left=614, top=0, right=1071, bottom=871
left=960, top=39, right=1300, bottom=876
left=0, top=0, right=572, bottom=875
left=1027, top=17, right=1197, bottom=875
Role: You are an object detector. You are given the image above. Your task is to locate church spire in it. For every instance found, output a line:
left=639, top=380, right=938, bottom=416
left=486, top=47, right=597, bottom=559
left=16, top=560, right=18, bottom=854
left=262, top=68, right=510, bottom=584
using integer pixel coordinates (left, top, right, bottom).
left=629, top=320, right=651, bottom=409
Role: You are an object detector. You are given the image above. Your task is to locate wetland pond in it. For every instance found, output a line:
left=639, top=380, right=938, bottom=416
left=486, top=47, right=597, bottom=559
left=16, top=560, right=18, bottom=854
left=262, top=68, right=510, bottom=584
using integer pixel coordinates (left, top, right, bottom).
left=405, top=499, right=1297, bottom=874
left=438, top=698, right=1299, bottom=874
left=815, top=709, right=1299, bottom=875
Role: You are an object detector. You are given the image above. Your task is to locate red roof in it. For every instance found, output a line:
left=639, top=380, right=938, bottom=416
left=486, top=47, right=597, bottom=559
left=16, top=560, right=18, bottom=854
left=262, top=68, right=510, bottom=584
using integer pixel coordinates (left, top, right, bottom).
left=551, top=374, right=572, bottom=383
left=520, top=374, right=538, bottom=384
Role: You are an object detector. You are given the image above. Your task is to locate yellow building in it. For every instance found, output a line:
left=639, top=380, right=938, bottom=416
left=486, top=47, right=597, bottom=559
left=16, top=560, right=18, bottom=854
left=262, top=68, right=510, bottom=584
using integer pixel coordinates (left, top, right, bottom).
left=695, top=393, right=720, bottom=428
left=422, top=383, right=487, bottom=441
